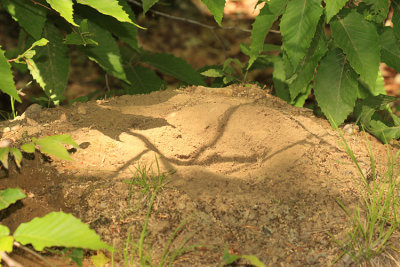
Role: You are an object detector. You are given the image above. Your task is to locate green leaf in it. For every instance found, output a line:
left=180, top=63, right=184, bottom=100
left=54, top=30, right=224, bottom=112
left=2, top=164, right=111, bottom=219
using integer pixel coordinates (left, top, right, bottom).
left=79, top=20, right=128, bottom=83
left=9, top=148, right=22, bottom=168
left=325, top=0, right=347, bottom=22
left=354, top=95, right=396, bottom=125
left=201, top=68, right=224, bottom=78
left=20, top=143, right=35, bottom=153
left=1, top=0, right=47, bottom=39
left=0, top=225, right=10, bottom=237
left=70, top=248, right=84, bottom=267
left=330, top=10, right=380, bottom=92
left=280, top=0, right=323, bottom=70
left=14, top=212, right=112, bottom=251
left=141, top=52, right=206, bottom=85
left=0, top=188, right=26, bottom=211
left=124, top=65, right=166, bottom=94
left=363, top=0, right=390, bottom=23
left=76, top=0, right=139, bottom=27
left=0, top=47, right=21, bottom=102
left=45, top=0, right=77, bottom=26
left=248, top=0, right=288, bottom=69
left=34, top=134, right=78, bottom=161
left=31, top=38, right=49, bottom=47
left=0, top=236, right=14, bottom=253
left=221, top=248, right=265, bottom=267
left=288, top=18, right=327, bottom=100
left=64, top=20, right=98, bottom=46
left=380, top=27, right=400, bottom=73
left=272, top=56, right=290, bottom=102
left=0, top=148, right=9, bottom=170
left=368, top=120, right=400, bottom=142
left=27, top=22, right=70, bottom=105
left=142, top=0, right=159, bottom=14
left=91, top=251, right=110, bottom=267
left=393, top=0, right=400, bottom=39
left=77, top=2, right=138, bottom=51
left=314, top=48, right=358, bottom=126
left=201, top=0, right=226, bottom=26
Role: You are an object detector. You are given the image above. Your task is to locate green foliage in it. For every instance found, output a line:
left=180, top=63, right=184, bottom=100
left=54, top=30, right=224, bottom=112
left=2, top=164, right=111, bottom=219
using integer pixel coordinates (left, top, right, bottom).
left=247, top=0, right=400, bottom=141
left=13, top=211, right=112, bottom=251
left=221, top=247, right=265, bottom=267
left=201, top=0, right=226, bottom=26
left=314, top=48, right=358, bottom=125
left=0, top=0, right=205, bottom=107
left=27, top=22, right=70, bottom=105
left=201, top=58, right=243, bottom=86
left=0, top=134, right=78, bottom=170
left=0, top=47, right=21, bottom=102
left=140, top=52, right=206, bottom=86
left=0, top=188, right=111, bottom=264
left=0, top=188, right=26, bottom=210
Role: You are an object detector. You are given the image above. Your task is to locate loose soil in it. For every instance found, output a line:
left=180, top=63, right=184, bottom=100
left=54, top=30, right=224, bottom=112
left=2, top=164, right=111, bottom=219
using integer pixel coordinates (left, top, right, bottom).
left=1, top=85, right=399, bottom=266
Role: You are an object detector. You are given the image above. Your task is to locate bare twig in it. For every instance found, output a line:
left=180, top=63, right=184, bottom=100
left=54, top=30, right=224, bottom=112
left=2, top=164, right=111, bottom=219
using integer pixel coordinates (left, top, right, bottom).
left=127, top=0, right=280, bottom=34
left=13, top=242, right=55, bottom=267
left=0, top=252, right=23, bottom=267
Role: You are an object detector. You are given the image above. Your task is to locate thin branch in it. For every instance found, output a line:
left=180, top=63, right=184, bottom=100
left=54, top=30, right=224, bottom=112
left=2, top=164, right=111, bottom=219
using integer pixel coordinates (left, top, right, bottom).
left=0, top=252, right=23, bottom=267
left=13, top=242, right=55, bottom=267
left=127, top=0, right=280, bottom=34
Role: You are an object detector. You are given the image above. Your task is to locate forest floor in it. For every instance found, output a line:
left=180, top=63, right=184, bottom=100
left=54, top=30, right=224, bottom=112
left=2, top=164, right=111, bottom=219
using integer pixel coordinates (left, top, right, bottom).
left=1, top=84, right=399, bottom=266
left=0, top=1, right=400, bottom=266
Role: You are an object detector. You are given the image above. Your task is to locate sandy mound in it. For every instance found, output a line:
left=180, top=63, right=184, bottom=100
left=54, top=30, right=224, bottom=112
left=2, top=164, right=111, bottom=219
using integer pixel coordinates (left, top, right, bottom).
left=1, top=84, right=398, bottom=266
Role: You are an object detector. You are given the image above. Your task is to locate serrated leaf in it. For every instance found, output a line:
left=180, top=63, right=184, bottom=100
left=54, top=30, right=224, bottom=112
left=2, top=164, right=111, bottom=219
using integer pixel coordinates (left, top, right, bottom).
left=20, top=143, right=35, bottom=153
left=288, top=18, right=327, bottom=100
left=45, top=0, right=77, bottom=26
left=314, top=48, right=358, bottom=126
left=201, top=69, right=224, bottom=77
left=380, top=27, right=400, bottom=72
left=201, top=0, right=226, bottom=25
left=79, top=20, right=128, bottom=83
left=34, top=135, right=78, bottom=161
left=91, top=251, right=110, bottom=267
left=280, top=0, right=323, bottom=70
left=76, top=0, right=139, bottom=27
left=248, top=0, right=288, bottom=69
left=0, top=236, right=14, bottom=253
left=141, top=52, right=205, bottom=85
left=27, top=22, right=70, bottom=105
left=330, top=10, right=380, bottom=92
left=14, top=212, right=112, bottom=251
left=9, top=148, right=22, bottom=168
left=1, top=0, right=47, bottom=39
left=77, top=1, right=139, bottom=51
left=0, top=188, right=26, bottom=211
left=0, top=147, right=9, bottom=169
left=124, top=65, right=166, bottom=94
left=325, top=0, right=347, bottom=22
left=142, top=0, right=159, bottom=14
left=0, top=47, right=21, bottom=102
left=393, top=0, right=400, bottom=39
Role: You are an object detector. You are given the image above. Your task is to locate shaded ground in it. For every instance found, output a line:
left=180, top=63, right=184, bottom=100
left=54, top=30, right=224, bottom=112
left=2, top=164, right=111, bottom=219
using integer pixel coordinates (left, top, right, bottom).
left=0, top=85, right=399, bottom=266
